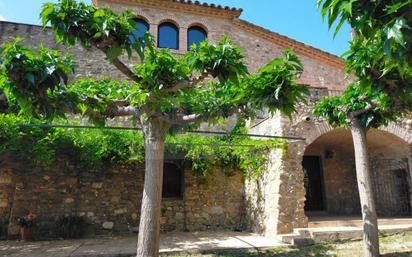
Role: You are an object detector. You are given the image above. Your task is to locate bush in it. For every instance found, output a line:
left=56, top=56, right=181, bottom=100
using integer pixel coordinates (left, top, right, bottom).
left=0, top=113, right=285, bottom=179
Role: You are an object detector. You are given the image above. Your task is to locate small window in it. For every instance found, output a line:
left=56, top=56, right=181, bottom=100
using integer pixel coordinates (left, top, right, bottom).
left=187, top=26, right=207, bottom=49
left=162, top=163, right=183, bottom=199
left=158, top=22, right=179, bottom=49
left=129, top=18, right=149, bottom=45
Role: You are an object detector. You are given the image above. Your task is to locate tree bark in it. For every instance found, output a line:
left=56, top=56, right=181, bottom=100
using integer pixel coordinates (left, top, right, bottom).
left=136, top=118, right=170, bottom=257
left=350, top=120, right=379, bottom=257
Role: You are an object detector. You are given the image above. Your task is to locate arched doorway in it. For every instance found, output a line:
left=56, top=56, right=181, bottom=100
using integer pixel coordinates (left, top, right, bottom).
left=303, top=128, right=412, bottom=217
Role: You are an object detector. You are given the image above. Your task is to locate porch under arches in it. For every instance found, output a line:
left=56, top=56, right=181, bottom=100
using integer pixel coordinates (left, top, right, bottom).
left=302, top=128, right=412, bottom=223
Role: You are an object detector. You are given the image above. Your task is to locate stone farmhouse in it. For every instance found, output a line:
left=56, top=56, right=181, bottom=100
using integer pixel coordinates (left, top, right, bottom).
left=0, top=0, right=411, bottom=239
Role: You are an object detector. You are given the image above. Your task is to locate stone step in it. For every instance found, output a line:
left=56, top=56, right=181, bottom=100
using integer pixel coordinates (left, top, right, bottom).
left=280, top=223, right=412, bottom=246
left=278, top=233, right=314, bottom=247
left=308, top=217, right=412, bottom=228
left=278, top=233, right=295, bottom=245
left=295, top=228, right=312, bottom=237
left=309, top=224, right=412, bottom=243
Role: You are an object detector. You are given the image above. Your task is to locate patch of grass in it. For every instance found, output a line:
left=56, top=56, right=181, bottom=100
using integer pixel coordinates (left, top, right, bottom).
left=163, top=232, right=412, bottom=257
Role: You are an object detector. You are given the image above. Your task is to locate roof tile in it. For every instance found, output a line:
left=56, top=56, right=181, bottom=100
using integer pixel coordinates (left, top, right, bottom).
left=171, top=0, right=243, bottom=14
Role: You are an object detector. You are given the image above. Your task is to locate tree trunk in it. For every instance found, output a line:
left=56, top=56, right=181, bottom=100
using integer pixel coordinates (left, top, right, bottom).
left=350, top=120, right=379, bottom=257
left=136, top=119, right=170, bottom=257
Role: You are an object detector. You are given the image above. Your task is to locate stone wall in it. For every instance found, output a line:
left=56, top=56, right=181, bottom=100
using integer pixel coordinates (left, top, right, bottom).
left=0, top=157, right=245, bottom=238
left=248, top=88, right=412, bottom=234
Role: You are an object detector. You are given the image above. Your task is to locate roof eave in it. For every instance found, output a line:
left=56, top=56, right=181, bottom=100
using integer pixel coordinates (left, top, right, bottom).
left=93, top=0, right=242, bottom=19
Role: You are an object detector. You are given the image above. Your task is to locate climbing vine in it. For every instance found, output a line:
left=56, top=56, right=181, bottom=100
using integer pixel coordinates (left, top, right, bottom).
left=0, top=113, right=285, bottom=179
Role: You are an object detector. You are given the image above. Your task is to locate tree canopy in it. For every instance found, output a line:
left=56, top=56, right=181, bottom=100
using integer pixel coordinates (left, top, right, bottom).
left=315, top=0, right=412, bottom=128
left=315, top=1, right=412, bottom=256
left=1, top=0, right=308, bottom=131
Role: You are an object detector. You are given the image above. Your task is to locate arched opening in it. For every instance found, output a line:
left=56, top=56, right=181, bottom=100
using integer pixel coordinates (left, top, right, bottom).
left=187, top=25, right=207, bottom=50
left=303, top=128, right=412, bottom=218
left=158, top=22, right=179, bottom=49
left=129, top=18, right=149, bottom=45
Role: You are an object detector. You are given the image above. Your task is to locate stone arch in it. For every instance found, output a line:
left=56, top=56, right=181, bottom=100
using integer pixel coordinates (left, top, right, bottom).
left=187, top=22, right=209, bottom=34
left=381, top=122, right=412, bottom=144
left=129, top=8, right=152, bottom=23
left=293, top=119, right=412, bottom=146
left=303, top=122, right=333, bottom=146
left=132, top=15, right=150, bottom=24
left=302, top=126, right=412, bottom=218
left=157, top=18, right=180, bottom=29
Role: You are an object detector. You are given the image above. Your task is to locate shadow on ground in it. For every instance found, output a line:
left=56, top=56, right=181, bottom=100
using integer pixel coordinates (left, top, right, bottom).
left=186, top=244, right=336, bottom=257
left=202, top=247, right=412, bottom=257
left=165, top=247, right=412, bottom=257
left=381, top=252, right=412, bottom=257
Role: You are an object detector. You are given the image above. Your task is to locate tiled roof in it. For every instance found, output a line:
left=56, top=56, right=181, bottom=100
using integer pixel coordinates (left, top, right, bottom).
left=93, top=0, right=242, bottom=18
left=170, top=0, right=243, bottom=14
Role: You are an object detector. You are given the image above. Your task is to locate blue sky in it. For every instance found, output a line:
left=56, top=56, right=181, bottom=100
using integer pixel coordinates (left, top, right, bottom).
left=0, top=0, right=351, bottom=56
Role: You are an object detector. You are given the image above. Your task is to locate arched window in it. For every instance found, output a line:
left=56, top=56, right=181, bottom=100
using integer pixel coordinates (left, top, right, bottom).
left=162, top=163, right=183, bottom=199
left=158, top=22, right=179, bottom=49
left=129, top=18, right=149, bottom=45
left=187, top=26, right=207, bottom=49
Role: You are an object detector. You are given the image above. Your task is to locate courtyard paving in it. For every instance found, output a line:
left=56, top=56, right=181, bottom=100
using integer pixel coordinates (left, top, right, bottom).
left=0, top=231, right=285, bottom=257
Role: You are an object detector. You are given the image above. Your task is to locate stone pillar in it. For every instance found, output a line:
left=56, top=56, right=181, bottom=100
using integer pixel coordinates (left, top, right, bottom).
left=263, top=148, right=288, bottom=235
left=244, top=148, right=284, bottom=235
left=245, top=109, right=310, bottom=236
left=275, top=141, right=308, bottom=232
left=244, top=144, right=308, bottom=236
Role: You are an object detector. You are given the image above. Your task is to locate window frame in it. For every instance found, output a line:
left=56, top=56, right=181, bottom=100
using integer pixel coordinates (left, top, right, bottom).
left=162, top=162, right=184, bottom=200
left=130, top=17, right=150, bottom=45
left=187, top=25, right=208, bottom=50
left=157, top=22, right=179, bottom=50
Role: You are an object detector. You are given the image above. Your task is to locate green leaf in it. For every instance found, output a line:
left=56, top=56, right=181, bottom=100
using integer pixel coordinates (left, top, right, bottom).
left=93, top=9, right=105, bottom=18
left=386, top=1, right=410, bottom=14
left=386, top=20, right=404, bottom=45
left=342, top=0, right=354, bottom=16
left=333, top=17, right=346, bottom=38
left=25, top=73, right=35, bottom=85
left=106, top=45, right=122, bottom=61
left=40, top=3, right=54, bottom=27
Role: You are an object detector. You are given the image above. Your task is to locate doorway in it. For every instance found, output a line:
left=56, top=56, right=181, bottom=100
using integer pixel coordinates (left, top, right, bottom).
left=303, top=156, right=325, bottom=211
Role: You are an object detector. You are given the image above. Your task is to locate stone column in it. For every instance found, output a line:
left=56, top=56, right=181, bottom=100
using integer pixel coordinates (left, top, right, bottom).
left=244, top=148, right=284, bottom=235
left=268, top=142, right=308, bottom=235
left=245, top=110, right=310, bottom=236
left=283, top=142, right=308, bottom=230
left=245, top=143, right=308, bottom=237
left=263, top=148, right=289, bottom=235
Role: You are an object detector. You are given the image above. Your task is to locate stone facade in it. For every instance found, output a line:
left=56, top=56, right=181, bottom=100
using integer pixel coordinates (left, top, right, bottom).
left=0, top=158, right=244, bottom=237
left=0, top=0, right=412, bottom=239
left=250, top=88, right=412, bottom=235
